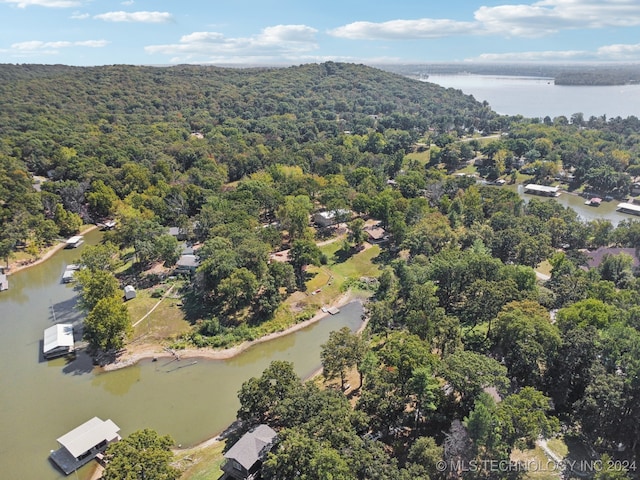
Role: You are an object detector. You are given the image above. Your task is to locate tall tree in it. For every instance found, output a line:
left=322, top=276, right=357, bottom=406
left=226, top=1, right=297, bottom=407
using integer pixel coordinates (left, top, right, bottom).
left=321, top=326, right=366, bottom=390
left=83, top=295, right=132, bottom=353
left=102, top=428, right=179, bottom=480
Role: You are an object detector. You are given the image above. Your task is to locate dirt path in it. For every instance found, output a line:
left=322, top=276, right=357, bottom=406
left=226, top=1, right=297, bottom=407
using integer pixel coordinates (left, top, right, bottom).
left=132, top=284, right=175, bottom=328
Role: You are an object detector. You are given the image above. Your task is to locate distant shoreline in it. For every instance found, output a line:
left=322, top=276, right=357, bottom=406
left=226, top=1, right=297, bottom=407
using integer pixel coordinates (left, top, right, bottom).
left=4, top=224, right=98, bottom=276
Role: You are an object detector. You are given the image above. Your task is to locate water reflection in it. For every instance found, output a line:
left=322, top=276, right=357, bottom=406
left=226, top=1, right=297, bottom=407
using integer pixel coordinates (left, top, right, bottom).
left=92, top=364, right=142, bottom=395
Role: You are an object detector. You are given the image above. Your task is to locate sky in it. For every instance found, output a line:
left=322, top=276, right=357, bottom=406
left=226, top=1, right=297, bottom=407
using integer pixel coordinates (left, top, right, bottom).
left=1, top=0, right=640, bottom=66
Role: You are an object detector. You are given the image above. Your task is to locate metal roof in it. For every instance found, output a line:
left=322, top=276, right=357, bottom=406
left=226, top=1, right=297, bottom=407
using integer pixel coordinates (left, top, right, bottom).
left=57, top=417, right=120, bottom=459
left=618, top=202, right=640, bottom=213
left=524, top=184, right=559, bottom=193
left=43, top=324, right=74, bottom=355
left=224, top=424, right=277, bottom=470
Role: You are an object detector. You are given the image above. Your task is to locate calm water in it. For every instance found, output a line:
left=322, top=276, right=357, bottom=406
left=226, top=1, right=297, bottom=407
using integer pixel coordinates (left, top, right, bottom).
left=425, top=74, right=640, bottom=119
left=0, top=230, right=364, bottom=479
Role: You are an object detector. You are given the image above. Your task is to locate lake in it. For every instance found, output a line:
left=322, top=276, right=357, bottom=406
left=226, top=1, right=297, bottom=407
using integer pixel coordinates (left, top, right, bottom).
left=0, top=230, right=365, bottom=479
left=424, top=74, right=640, bottom=119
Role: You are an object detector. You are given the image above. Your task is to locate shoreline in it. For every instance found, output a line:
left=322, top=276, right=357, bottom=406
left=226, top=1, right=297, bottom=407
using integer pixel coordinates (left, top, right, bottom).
left=89, top=295, right=369, bottom=479
left=4, top=224, right=98, bottom=276
left=101, top=290, right=363, bottom=372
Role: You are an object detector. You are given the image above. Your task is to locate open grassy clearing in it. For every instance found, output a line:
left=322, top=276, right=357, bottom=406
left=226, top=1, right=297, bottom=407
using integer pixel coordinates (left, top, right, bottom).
left=175, top=439, right=226, bottom=480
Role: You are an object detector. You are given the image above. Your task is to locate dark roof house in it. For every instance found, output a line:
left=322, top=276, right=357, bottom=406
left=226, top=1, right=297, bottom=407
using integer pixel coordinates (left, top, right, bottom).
left=222, top=424, right=277, bottom=480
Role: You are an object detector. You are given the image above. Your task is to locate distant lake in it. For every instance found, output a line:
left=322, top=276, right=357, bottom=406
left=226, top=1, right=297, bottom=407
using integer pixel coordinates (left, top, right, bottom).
left=423, top=74, right=640, bottom=120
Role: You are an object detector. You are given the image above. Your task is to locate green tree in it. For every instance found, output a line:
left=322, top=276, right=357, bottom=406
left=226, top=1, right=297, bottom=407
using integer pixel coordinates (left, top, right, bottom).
left=75, top=268, right=121, bottom=312
left=277, top=194, right=313, bottom=242
left=102, top=428, right=179, bottom=480
left=218, top=267, right=259, bottom=311
left=237, top=361, right=301, bottom=427
left=348, top=217, right=367, bottom=249
left=83, top=295, right=132, bottom=352
left=78, top=242, right=120, bottom=272
left=321, top=326, right=366, bottom=390
left=288, top=239, right=322, bottom=290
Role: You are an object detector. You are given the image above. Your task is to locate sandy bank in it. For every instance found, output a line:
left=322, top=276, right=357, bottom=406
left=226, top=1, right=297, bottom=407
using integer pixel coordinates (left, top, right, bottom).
left=101, top=290, right=362, bottom=372
left=4, top=224, right=98, bottom=276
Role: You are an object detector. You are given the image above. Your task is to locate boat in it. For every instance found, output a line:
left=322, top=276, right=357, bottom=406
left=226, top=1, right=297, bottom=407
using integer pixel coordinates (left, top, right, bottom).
left=585, top=197, right=602, bottom=206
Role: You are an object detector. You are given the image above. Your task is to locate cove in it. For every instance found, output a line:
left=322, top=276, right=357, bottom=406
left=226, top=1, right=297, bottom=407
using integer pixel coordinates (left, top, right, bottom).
left=0, top=229, right=365, bottom=480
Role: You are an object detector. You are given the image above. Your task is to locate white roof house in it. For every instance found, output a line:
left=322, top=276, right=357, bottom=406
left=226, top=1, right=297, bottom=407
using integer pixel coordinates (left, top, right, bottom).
left=43, top=323, right=75, bottom=359
left=50, top=417, right=121, bottom=474
left=313, top=209, right=351, bottom=227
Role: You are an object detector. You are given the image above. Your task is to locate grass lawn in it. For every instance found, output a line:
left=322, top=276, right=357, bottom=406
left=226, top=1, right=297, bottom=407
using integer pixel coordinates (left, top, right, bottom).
left=511, top=446, right=563, bottom=480
left=176, top=440, right=226, bottom=480
left=536, top=260, right=553, bottom=277
left=127, top=283, right=191, bottom=341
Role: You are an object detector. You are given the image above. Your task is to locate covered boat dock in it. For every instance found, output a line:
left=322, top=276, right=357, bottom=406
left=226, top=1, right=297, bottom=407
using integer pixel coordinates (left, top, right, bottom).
left=50, top=417, right=121, bottom=475
left=524, top=184, right=561, bottom=197
left=617, top=202, right=640, bottom=216
left=43, top=323, right=75, bottom=359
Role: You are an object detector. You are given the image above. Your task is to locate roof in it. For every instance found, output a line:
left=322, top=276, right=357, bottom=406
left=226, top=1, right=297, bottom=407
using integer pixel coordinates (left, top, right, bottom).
left=124, top=285, right=135, bottom=293
left=586, top=247, right=640, bottom=269
left=524, top=184, right=559, bottom=193
left=315, top=209, right=351, bottom=219
left=224, top=424, right=277, bottom=470
left=57, top=417, right=120, bottom=459
left=43, top=324, right=74, bottom=355
left=618, top=202, right=640, bottom=213
left=177, top=254, right=199, bottom=268
left=66, top=235, right=83, bottom=244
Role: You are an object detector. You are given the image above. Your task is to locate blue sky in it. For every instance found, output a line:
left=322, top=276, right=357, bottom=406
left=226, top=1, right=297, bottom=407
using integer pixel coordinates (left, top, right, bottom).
left=1, top=0, right=640, bottom=66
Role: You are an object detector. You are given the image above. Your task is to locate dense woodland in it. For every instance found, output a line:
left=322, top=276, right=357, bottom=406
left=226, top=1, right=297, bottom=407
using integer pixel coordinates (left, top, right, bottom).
left=3, top=63, right=640, bottom=479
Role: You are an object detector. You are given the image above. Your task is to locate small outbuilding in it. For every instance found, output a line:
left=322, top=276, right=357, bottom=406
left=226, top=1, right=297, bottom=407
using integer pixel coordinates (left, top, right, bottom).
left=50, top=417, right=121, bottom=475
left=124, top=285, right=136, bottom=300
left=222, top=424, right=277, bottom=480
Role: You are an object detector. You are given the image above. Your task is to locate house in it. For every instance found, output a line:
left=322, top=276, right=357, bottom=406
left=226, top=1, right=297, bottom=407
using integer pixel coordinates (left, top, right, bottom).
left=222, top=424, right=277, bottom=480
left=124, top=285, right=136, bottom=300
left=43, top=323, right=75, bottom=359
left=313, top=209, right=351, bottom=227
left=175, top=254, right=200, bottom=274
left=585, top=247, right=640, bottom=271
left=168, top=226, right=187, bottom=241
left=365, top=226, right=389, bottom=244
left=49, top=417, right=121, bottom=475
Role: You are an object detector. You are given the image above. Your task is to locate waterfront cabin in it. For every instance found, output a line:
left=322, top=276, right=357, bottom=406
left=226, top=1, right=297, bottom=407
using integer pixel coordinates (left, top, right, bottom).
left=617, top=202, right=640, bottom=216
left=313, top=209, right=351, bottom=227
left=0, top=273, right=7, bottom=292
left=65, top=235, right=84, bottom=249
left=175, top=253, right=200, bottom=274
left=524, top=184, right=560, bottom=197
left=50, top=417, right=120, bottom=475
left=222, top=424, right=277, bottom=480
left=43, top=323, right=75, bottom=359
left=124, top=285, right=136, bottom=300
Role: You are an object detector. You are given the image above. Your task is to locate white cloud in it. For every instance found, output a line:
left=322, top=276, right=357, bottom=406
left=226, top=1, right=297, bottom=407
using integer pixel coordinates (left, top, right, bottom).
left=330, top=0, right=640, bottom=41
left=10, top=39, right=108, bottom=54
left=475, top=0, right=640, bottom=37
left=93, top=11, right=173, bottom=23
left=329, top=18, right=477, bottom=40
left=121, top=0, right=134, bottom=5
left=70, top=11, right=89, bottom=19
left=597, top=43, right=640, bottom=60
left=469, top=42, right=640, bottom=62
left=1, top=0, right=82, bottom=7
left=145, top=24, right=319, bottom=63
